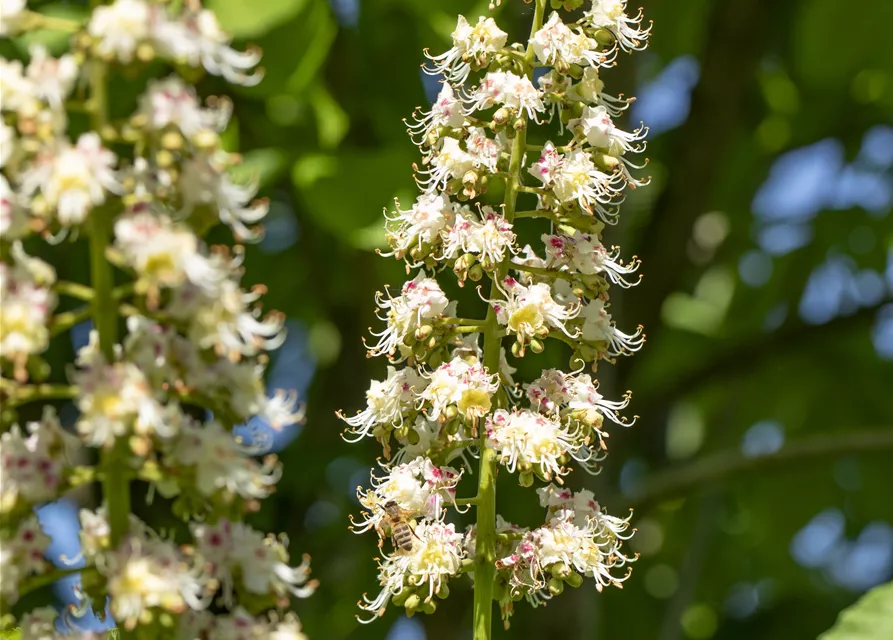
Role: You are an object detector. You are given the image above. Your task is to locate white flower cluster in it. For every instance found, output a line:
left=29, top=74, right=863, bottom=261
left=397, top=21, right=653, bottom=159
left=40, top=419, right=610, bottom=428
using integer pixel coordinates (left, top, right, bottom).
left=0, top=242, right=57, bottom=377
left=368, top=273, right=452, bottom=358
left=360, top=520, right=466, bottom=622
left=345, top=0, right=650, bottom=629
left=0, top=515, right=52, bottom=604
left=353, top=457, right=462, bottom=536
left=88, top=0, right=261, bottom=85
left=385, top=190, right=517, bottom=278
left=0, top=1, right=314, bottom=635
left=495, top=485, right=635, bottom=609
left=0, top=407, right=79, bottom=514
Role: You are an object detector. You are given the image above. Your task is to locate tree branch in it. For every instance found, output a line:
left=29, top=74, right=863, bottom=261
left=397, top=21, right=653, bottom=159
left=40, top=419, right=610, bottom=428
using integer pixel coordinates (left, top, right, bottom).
left=622, top=428, right=893, bottom=512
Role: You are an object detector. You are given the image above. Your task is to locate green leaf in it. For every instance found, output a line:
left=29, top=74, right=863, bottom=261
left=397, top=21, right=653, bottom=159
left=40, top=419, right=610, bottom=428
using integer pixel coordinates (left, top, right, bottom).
left=309, top=83, right=349, bottom=150
left=292, top=148, right=416, bottom=250
left=286, top=1, right=338, bottom=96
left=14, top=4, right=89, bottom=55
left=205, top=0, right=308, bottom=38
left=819, top=581, right=893, bottom=639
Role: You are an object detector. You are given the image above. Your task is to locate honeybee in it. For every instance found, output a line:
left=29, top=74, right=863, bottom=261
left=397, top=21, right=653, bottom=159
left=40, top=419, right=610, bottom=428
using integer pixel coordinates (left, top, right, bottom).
left=377, top=500, right=419, bottom=553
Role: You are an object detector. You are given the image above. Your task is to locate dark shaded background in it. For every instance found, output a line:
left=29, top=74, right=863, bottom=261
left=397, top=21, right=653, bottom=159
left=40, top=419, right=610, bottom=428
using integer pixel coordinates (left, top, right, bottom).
left=14, top=0, right=893, bottom=637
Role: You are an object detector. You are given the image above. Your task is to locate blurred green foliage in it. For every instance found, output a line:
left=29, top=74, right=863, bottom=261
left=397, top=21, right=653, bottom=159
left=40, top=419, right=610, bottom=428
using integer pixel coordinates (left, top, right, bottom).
left=13, top=0, right=892, bottom=637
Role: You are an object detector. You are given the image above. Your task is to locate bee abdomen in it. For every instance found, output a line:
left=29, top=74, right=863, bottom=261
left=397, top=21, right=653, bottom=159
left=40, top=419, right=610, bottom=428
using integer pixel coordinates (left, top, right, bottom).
left=392, top=525, right=414, bottom=552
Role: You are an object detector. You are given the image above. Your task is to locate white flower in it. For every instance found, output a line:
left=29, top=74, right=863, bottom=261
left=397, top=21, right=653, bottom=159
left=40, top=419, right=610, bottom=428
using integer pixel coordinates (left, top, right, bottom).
left=441, top=208, right=515, bottom=268
left=359, top=520, right=465, bottom=623
left=339, top=366, right=428, bottom=442
left=0, top=58, right=35, bottom=114
left=192, top=519, right=316, bottom=605
left=170, top=277, right=287, bottom=360
left=497, top=486, right=635, bottom=601
left=353, top=457, right=462, bottom=536
left=465, top=127, right=506, bottom=174
left=153, top=9, right=262, bottom=86
left=18, top=607, right=60, bottom=640
left=487, top=277, right=580, bottom=343
left=527, top=141, right=564, bottom=187
left=1, top=174, right=30, bottom=239
left=114, top=210, right=208, bottom=291
left=578, top=297, right=644, bottom=356
left=0, top=242, right=57, bottom=367
left=420, top=356, right=499, bottom=422
left=25, top=45, right=79, bottom=109
left=0, top=515, right=51, bottom=604
left=88, top=0, right=153, bottom=63
left=191, top=356, right=302, bottom=428
left=527, top=369, right=633, bottom=427
left=548, top=148, right=624, bottom=222
left=584, top=0, right=651, bottom=53
left=541, top=230, right=641, bottom=287
left=105, top=534, right=212, bottom=630
left=417, top=136, right=476, bottom=194
left=180, top=152, right=268, bottom=240
left=485, top=408, right=589, bottom=479
left=368, top=273, right=450, bottom=357
left=179, top=608, right=309, bottom=640
left=391, top=415, right=446, bottom=466
left=169, top=420, right=282, bottom=499
left=425, top=15, right=508, bottom=84
left=0, top=407, right=79, bottom=513
left=572, top=105, right=646, bottom=156
left=0, top=0, right=26, bottom=36
left=19, top=133, right=120, bottom=226
left=137, top=75, right=231, bottom=136
left=384, top=192, right=456, bottom=259
left=72, top=337, right=171, bottom=447
left=530, top=12, right=605, bottom=69
left=407, top=82, right=467, bottom=145
left=466, top=71, right=545, bottom=121
left=567, top=66, right=630, bottom=116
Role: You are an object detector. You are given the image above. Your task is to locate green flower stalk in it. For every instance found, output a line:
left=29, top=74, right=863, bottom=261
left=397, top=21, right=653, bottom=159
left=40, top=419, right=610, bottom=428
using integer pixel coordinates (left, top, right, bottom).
left=340, top=0, right=651, bottom=637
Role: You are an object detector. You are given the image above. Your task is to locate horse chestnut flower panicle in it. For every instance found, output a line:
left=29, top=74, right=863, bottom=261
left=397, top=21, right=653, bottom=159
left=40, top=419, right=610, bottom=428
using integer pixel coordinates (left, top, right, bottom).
left=0, top=0, right=312, bottom=634
left=340, top=0, right=650, bottom=634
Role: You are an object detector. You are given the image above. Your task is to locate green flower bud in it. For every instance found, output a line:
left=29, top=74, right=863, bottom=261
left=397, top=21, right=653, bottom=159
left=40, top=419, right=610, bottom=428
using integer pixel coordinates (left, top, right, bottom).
left=566, top=571, right=584, bottom=588
left=392, top=588, right=413, bottom=607
left=595, top=29, right=616, bottom=46
left=549, top=578, right=565, bottom=595
left=529, top=338, right=544, bottom=354
left=415, top=324, right=434, bottom=340
left=511, top=340, right=523, bottom=358
left=519, top=471, right=534, bottom=487
left=161, top=130, right=183, bottom=151
left=404, top=594, right=422, bottom=613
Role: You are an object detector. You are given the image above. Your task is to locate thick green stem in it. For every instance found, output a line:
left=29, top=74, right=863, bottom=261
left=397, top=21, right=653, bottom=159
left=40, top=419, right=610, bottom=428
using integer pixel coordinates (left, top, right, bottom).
left=86, top=43, right=132, bottom=575
left=472, top=2, right=546, bottom=638
left=89, top=209, right=131, bottom=551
